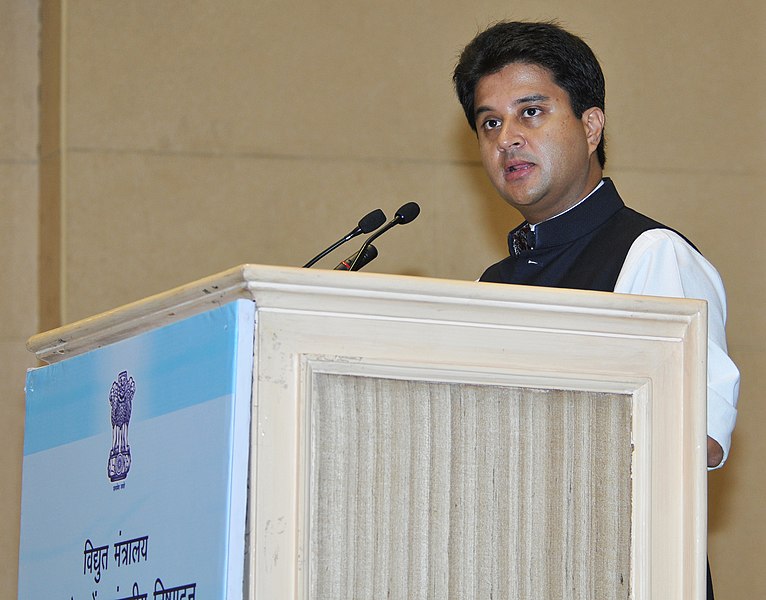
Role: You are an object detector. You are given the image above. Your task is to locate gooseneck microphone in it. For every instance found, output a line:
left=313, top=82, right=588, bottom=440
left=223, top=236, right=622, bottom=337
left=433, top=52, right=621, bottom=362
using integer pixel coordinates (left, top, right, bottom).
left=334, top=244, right=378, bottom=271
left=348, top=202, right=420, bottom=271
left=303, top=208, right=386, bottom=268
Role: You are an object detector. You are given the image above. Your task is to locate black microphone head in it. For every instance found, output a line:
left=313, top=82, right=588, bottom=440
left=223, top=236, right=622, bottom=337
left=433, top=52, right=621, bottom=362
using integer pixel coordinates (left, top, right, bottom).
left=394, top=202, right=420, bottom=224
left=359, top=208, right=386, bottom=233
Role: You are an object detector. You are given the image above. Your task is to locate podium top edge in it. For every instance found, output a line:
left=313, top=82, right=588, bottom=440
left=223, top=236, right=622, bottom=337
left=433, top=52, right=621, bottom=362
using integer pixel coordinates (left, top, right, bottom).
left=27, top=263, right=705, bottom=364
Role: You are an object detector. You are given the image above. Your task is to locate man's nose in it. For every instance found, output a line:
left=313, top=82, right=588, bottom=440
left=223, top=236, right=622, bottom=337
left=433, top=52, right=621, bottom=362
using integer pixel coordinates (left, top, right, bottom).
left=498, top=123, right=525, bottom=151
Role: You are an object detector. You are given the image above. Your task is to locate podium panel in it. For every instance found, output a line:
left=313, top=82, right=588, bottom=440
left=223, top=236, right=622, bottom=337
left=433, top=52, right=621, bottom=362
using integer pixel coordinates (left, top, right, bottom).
left=25, top=265, right=708, bottom=599
left=310, top=374, right=632, bottom=599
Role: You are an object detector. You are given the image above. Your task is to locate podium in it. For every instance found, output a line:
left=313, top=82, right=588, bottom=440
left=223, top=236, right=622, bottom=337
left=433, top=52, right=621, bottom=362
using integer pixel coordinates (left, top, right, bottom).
left=20, top=264, right=707, bottom=599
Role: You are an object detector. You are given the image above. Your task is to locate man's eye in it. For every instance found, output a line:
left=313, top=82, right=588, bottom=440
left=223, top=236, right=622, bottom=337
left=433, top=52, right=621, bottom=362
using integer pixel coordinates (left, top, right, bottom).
left=482, top=118, right=501, bottom=130
left=522, top=107, right=542, bottom=118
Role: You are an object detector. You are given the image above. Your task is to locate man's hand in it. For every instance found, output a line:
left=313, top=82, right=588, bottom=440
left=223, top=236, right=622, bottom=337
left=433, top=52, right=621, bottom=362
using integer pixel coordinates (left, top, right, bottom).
left=708, top=436, right=724, bottom=468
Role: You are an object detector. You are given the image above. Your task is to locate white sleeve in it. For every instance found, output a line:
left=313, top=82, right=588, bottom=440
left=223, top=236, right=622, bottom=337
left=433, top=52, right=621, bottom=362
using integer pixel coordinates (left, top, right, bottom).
left=614, top=229, right=739, bottom=467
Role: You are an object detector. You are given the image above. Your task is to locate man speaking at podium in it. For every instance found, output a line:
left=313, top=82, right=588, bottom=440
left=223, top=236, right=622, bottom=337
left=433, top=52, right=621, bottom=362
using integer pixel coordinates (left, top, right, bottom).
left=453, top=21, right=739, bottom=598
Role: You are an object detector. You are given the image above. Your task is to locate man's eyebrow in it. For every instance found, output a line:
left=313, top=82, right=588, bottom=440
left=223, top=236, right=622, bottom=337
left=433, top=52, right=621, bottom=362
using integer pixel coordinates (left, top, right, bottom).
left=474, top=94, right=551, bottom=118
left=514, top=94, right=550, bottom=105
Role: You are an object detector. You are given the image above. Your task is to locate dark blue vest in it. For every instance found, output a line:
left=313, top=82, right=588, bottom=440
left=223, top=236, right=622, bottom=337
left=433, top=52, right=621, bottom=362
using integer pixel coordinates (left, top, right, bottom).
left=480, top=178, right=691, bottom=292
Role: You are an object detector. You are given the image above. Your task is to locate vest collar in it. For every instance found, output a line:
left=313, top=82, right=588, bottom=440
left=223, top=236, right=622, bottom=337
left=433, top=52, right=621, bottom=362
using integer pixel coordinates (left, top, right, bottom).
left=507, top=178, right=624, bottom=253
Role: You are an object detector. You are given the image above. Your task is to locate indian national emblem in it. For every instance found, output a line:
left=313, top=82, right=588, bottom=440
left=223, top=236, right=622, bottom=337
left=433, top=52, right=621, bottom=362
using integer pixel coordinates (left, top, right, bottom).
left=108, top=370, right=135, bottom=482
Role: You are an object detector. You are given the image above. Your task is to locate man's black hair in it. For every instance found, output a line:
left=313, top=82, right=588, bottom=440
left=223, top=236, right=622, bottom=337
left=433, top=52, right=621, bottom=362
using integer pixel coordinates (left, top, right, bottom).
left=453, top=21, right=607, bottom=167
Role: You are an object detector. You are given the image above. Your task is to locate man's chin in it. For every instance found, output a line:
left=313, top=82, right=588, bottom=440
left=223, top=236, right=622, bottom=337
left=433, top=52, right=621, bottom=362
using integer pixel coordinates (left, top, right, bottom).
left=498, top=189, right=540, bottom=212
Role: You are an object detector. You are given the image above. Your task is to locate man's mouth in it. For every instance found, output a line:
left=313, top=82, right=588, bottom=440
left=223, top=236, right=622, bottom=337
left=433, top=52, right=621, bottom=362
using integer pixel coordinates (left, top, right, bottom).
left=505, top=161, right=534, bottom=173
left=504, top=161, right=535, bottom=181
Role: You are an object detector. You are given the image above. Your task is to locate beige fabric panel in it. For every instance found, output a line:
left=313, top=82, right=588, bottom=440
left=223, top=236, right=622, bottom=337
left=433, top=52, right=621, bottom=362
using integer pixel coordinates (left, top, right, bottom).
left=310, top=374, right=632, bottom=599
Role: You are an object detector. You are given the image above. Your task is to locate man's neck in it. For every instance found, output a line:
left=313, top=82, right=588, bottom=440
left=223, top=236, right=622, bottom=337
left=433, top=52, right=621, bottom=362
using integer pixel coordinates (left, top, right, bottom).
left=524, top=162, right=604, bottom=225
left=530, top=178, right=605, bottom=229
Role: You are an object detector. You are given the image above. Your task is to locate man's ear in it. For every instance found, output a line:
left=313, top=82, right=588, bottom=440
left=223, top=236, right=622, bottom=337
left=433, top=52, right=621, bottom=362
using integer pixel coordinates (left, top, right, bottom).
left=581, top=107, right=605, bottom=152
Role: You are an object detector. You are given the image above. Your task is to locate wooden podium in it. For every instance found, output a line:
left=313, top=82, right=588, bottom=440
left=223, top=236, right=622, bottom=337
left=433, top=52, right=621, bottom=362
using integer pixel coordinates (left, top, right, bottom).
left=24, top=264, right=708, bottom=599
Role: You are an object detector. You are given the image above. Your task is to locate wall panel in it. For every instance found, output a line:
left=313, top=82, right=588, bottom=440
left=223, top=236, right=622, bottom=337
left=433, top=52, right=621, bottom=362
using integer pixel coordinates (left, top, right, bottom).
left=0, top=1, right=40, bottom=595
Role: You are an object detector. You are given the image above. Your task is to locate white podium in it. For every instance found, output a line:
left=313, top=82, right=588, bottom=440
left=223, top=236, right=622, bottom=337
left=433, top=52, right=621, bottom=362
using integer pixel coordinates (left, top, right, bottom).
left=24, top=264, right=708, bottom=599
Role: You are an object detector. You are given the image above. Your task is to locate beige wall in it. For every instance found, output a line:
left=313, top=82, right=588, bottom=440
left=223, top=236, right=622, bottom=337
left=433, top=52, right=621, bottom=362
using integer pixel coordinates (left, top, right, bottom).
left=0, top=0, right=39, bottom=594
left=2, top=0, right=762, bottom=596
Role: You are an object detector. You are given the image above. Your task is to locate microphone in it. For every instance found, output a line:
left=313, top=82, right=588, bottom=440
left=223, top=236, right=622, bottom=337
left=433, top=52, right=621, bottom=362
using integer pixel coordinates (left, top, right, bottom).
left=334, top=244, right=378, bottom=271
left=302, top=208, right=386, bottom=268
left=348, top=202, right=420, bottom=271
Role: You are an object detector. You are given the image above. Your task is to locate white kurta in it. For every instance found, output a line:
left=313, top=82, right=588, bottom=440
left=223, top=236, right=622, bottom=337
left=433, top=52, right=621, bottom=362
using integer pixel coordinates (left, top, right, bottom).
left=615, top=229, right=740, bottom=467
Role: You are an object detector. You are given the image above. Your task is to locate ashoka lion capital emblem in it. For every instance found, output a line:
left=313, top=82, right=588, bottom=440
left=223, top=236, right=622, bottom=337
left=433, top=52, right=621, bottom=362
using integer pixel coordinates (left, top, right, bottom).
left=108, top=370, right=135, bottom=482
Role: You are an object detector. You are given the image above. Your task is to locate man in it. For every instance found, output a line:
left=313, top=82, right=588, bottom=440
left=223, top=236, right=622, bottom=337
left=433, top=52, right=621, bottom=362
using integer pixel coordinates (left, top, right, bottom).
left=453, top=21, right=739, bottom=597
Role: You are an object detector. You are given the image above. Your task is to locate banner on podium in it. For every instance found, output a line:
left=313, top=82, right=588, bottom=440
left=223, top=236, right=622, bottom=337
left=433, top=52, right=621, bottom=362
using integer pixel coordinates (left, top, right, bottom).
left=19, top=299, right=255, bottom=599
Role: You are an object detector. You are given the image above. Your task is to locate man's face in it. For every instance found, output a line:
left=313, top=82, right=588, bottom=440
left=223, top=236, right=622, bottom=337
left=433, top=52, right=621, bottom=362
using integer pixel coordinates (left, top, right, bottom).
left=473, top=62, right=604, bottom=224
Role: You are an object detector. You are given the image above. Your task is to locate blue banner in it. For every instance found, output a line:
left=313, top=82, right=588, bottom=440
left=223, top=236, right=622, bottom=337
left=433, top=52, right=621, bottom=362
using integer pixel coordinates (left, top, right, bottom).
left=19, top=300, right=255, bottom=599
